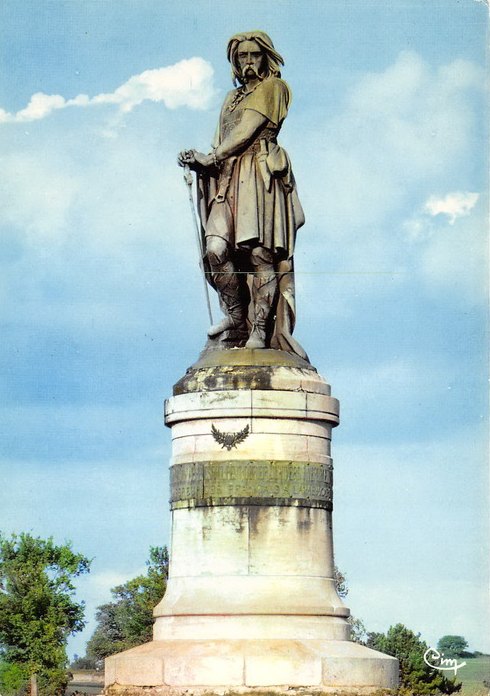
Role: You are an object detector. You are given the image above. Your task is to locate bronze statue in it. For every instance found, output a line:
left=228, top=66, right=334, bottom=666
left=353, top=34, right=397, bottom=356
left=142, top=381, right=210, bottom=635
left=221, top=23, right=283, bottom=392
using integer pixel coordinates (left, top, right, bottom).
left=179, top=31, right=306, bottom=359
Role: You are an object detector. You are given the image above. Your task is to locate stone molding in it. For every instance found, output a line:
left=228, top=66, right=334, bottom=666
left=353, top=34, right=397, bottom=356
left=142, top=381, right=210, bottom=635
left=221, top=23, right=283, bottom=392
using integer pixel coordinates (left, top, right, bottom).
left=165, top=389, right=340, bottom=426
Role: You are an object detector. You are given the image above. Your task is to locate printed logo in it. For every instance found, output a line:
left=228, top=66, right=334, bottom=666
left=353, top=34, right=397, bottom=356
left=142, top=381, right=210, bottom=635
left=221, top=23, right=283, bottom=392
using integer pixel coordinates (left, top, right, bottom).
left=423, top=647, right=466, bottom=676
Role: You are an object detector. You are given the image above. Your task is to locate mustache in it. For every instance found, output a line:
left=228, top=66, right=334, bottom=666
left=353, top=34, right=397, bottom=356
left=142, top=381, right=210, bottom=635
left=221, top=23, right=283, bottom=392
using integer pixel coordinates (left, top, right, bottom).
left=242, top=64, right=263, bottom=79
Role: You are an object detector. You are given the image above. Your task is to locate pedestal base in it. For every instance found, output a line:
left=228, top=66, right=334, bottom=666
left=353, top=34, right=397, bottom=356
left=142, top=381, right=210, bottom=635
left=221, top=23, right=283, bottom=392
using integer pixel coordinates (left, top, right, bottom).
left=104, top=639, right=398, bottom=695
left=105, top=350, right=398, bottom=695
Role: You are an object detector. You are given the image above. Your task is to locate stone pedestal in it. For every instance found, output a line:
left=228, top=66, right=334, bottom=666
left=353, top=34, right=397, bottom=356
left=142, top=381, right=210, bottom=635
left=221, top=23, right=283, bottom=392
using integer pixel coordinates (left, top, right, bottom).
left=105, top=349, right=398, bottom=695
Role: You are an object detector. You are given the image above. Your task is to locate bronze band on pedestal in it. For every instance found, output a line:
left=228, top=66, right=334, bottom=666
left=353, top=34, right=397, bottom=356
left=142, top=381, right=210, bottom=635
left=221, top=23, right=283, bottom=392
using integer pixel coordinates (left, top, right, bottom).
left=170, top=460, right=333, bottom=510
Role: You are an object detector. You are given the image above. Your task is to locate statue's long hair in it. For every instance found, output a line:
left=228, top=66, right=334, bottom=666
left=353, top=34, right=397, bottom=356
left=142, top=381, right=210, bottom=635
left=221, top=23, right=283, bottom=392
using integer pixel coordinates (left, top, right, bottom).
left=227, top=31, right=285, bottom=86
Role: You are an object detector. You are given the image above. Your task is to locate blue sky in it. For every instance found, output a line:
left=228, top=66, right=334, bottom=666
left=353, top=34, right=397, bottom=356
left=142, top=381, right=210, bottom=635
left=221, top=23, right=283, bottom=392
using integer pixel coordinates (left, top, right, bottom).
left=0, top=0, right=488, bottom=659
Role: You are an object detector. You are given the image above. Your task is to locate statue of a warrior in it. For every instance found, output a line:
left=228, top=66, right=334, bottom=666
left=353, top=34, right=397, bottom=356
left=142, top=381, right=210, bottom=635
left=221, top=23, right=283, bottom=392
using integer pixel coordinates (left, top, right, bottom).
left=179, top=30, right=306, bottom=359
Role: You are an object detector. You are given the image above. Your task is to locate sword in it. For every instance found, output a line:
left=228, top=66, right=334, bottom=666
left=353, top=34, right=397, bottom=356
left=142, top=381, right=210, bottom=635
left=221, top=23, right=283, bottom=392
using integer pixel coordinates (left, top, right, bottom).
left=183, top=163, right=214, bottom=326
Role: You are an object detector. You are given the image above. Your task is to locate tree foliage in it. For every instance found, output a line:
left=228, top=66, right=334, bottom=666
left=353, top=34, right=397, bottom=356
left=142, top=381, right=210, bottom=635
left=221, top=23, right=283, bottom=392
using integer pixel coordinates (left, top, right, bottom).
left=0, top=660, right=30, bottom=695
left=70, top=653, right=98, bottom=670
left=437, top=635, right=469, bottom=659
left=367, top=623, right=462, bottom=695
left=333, top=565, right=348, bottom=599
left=85, top=546, right=168, bottom=664
left=348, top=616, right=369, bottom=645
left=0, top=532, right=91, bottom=696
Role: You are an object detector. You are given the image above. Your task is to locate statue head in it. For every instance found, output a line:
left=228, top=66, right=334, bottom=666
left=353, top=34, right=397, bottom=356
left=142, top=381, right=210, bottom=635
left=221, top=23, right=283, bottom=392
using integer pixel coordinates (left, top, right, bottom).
left=227, top=31, right=285, bottom=86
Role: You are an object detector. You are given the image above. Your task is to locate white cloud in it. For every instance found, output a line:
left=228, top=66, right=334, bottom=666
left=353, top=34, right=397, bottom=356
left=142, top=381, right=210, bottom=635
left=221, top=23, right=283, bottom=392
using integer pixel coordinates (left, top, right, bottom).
left=0, top=153, right=79, bottom=240
left=0, top=105, right=211, bottom=336
left=296, top=51, right=484, bottom=270
left=91, top=60, right=215, bottom=111
left=403, top=191, right=480, bottom=241
left=420, top=203, right=487, bottom=302
left=289, top=50, right=486, bottom=318
left=424, top=191, right=479, bottom=224
left=0, top=57, right=215, bottom=123
left=401, top=192, right=486, bottom=303
left=0, top=114, right=189, bottom=250
left=15, top=93, right=67, bottom=121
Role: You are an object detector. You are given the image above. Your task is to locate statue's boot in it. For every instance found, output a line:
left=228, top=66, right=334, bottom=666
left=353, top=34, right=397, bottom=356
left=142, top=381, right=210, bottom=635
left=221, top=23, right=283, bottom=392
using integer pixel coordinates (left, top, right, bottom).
left=208, top=260, right=247, bottom=338
left=245, top=264, right=277, bottom=349
left=208, top=312, right=243, bottom=337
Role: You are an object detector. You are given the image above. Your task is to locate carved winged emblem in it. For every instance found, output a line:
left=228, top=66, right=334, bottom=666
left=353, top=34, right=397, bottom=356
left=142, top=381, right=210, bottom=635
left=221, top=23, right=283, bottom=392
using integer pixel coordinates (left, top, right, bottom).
left=211, top=424, right=250, bottom=451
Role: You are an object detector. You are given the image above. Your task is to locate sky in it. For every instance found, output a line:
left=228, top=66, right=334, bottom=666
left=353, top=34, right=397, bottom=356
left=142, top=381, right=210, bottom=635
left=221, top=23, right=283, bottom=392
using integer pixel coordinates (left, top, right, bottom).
left=0, top=0, right=488, bottom=660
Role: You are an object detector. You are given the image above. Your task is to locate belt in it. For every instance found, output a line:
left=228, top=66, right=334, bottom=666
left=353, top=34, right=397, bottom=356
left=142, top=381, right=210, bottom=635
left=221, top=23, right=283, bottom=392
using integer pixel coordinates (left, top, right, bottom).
left=243, top=136, right=277, bottom=156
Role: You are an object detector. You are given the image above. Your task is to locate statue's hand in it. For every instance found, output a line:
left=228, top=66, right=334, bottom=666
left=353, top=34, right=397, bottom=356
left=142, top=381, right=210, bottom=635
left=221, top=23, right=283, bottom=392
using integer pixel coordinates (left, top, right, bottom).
left=178, top=149, right=196, bottom=168
left=177, top=149, right=214, bottom=170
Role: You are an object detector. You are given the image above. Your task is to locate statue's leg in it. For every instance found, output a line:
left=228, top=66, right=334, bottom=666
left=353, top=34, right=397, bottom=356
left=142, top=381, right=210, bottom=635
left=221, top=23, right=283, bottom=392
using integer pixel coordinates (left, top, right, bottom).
left=206, top=235, right=247, bottom=338
left=245, top=246, right=278, bottom=350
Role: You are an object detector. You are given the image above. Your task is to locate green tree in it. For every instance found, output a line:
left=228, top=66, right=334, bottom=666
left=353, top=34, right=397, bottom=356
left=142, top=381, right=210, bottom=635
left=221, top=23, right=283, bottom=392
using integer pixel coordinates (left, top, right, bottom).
left=367, top=623, right=461, bottom=695
left=437, top=635, right=469, bottom=659
left=0, top=532, right=91, bottom=696
left=85, top=546, right=168, bottom=663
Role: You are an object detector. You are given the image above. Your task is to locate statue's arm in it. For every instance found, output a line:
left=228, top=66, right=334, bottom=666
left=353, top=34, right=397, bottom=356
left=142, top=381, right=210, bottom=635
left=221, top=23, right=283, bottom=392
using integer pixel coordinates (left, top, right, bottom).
left=214, top=109, right=267, bottom=160
left=179, top=109, right=267, bottom=169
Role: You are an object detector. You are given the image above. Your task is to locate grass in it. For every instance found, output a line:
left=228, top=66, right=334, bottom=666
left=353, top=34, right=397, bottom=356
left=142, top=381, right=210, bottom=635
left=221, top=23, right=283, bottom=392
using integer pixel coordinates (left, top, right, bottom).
left=455, top=655, right=490, bottom=696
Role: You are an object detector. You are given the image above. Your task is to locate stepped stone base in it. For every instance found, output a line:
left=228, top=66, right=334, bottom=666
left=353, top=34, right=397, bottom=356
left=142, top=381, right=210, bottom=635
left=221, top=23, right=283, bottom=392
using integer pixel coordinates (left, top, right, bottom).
left=104, top=639, right=398, bottom=695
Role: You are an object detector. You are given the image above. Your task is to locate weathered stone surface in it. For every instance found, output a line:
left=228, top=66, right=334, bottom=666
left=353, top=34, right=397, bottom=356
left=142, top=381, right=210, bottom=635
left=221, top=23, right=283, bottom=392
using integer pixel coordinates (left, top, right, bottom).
left=105, top=640, right=398, bottom=692
left=154, top=575, right=348, bottom=621
left=165, top=389, right=340, bottom=425
left=152, top=615, right=350, bottom=641
left=169, top=460, right=333, bottom=510
left=193, top=348, right=312, bottom=370
left=152, top=504, right=345, bottom=629
left=170, top=418, right=333, bottom=466
left=245, top=643, right=322, bottom=687
left=105, top=354, right=398, bottom=694
left=174, top=349, right=328, bottom=396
